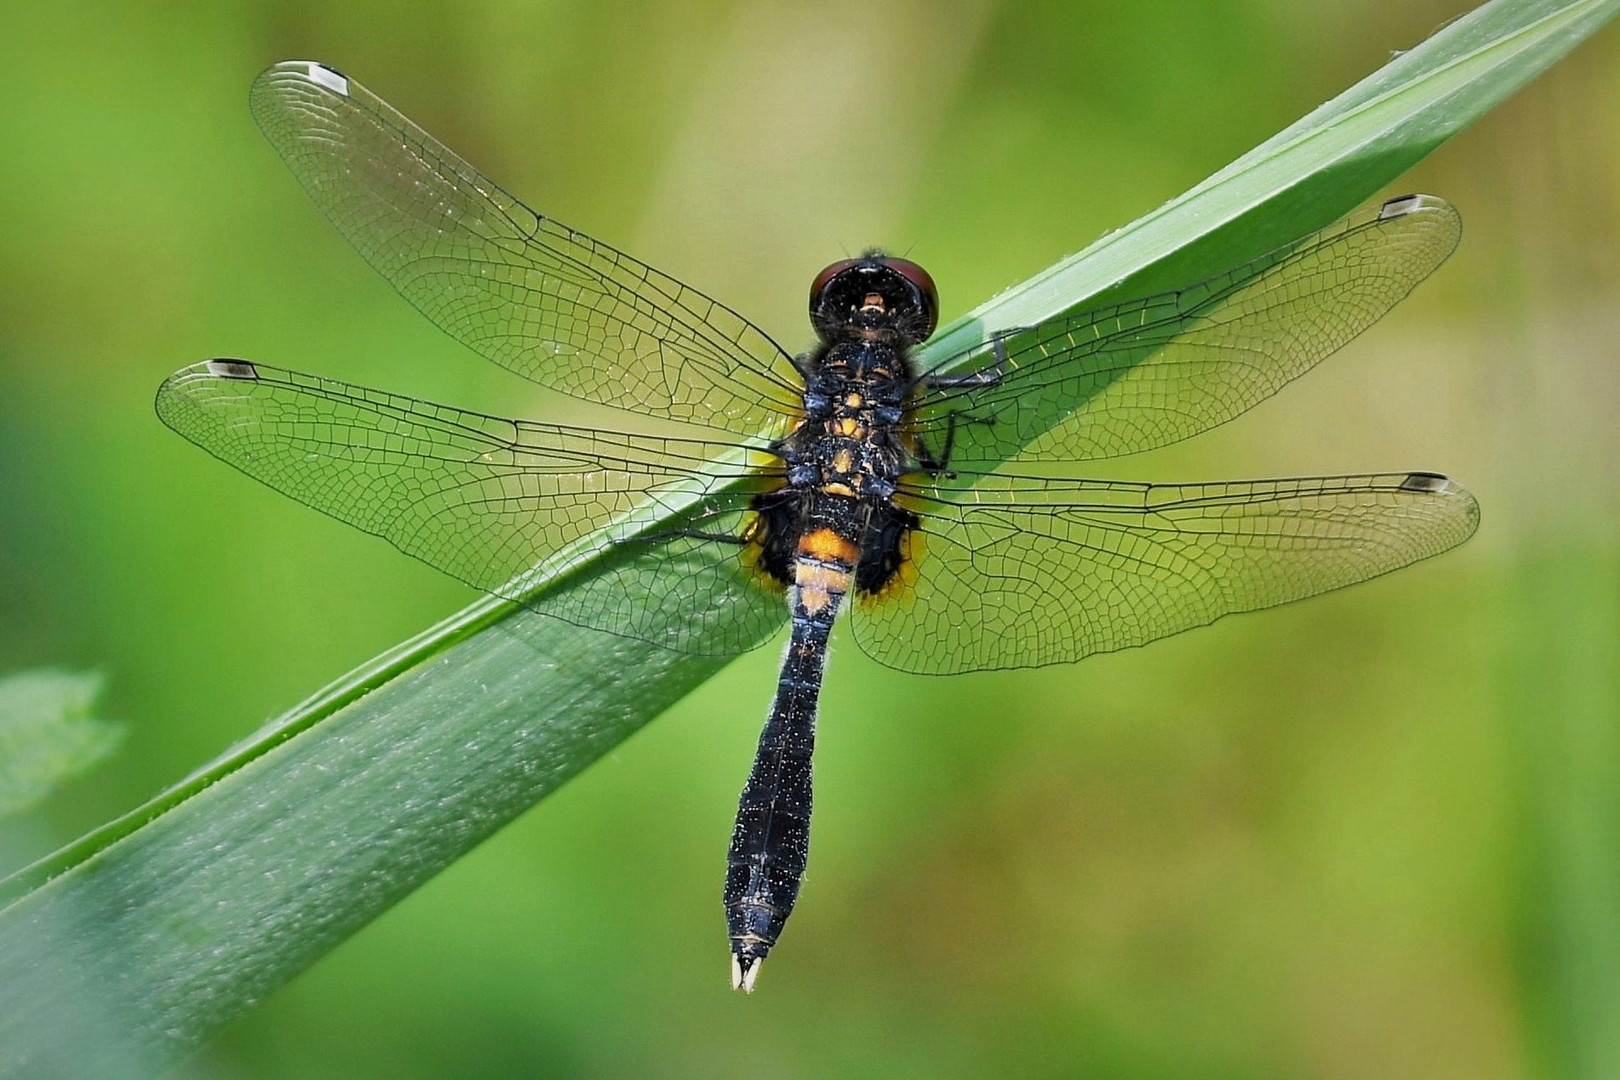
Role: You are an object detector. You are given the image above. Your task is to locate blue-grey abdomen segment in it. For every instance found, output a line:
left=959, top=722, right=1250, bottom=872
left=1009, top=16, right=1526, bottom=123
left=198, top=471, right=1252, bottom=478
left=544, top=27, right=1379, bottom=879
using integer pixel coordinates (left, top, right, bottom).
left=724, top=608, right=834, bottom=978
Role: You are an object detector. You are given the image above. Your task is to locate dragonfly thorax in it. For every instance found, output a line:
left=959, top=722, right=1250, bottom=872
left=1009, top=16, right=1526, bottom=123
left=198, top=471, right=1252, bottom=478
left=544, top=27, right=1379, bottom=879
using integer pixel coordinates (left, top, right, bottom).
left=806, top=340, right=910, bottom=412
left=794, top=335, right=915, bottom=487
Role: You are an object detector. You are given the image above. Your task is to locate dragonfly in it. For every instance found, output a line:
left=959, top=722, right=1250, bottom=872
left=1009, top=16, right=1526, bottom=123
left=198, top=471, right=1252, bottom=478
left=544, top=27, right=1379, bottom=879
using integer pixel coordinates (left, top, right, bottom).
left=157, top=60, right=1479, bottom=993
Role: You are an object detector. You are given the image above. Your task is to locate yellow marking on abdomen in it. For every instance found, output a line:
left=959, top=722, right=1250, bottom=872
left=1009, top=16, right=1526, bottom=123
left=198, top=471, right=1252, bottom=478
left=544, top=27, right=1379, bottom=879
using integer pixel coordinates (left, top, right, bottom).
left=798, top=527, right=859, bottom=565
left=833, top=418, right=863, bottom=438
left=831, top=449, right=854, bottom=474
left=794, top=559, right=853, bottom=617
left=821, top=482, right=857, bottom=498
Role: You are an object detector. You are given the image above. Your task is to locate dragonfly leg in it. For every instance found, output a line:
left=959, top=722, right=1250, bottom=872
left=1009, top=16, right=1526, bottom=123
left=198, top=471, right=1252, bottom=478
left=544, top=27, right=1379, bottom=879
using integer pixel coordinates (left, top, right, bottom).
left=913, top=410, right=963, bottom=479
left=913, top=333, right=1014, bottom=478
left=920, top=331, right=1012, bottom=390
left=912, top=402, right=1001, bottom=479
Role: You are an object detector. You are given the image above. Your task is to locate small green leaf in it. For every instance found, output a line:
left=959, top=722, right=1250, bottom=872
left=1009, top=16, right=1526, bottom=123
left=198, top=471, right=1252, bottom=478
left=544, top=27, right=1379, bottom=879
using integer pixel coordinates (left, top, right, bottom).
left=0, top=670, right=123, bottom=819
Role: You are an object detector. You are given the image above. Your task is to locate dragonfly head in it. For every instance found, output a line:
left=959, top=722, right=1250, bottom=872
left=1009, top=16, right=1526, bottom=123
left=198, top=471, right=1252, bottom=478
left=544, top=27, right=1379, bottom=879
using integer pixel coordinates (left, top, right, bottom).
left=809, top=253, right=938, bottom=347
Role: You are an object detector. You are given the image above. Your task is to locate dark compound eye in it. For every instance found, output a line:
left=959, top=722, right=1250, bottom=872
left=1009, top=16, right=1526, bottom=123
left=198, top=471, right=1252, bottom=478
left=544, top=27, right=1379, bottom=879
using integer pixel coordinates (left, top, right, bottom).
left=808, top=256, right=940, bottom=339
left=876, top=258, right=936, bottom=312
left=877, top=257, right=938, bottom=337
left=809, top=258, right=862, bottom=308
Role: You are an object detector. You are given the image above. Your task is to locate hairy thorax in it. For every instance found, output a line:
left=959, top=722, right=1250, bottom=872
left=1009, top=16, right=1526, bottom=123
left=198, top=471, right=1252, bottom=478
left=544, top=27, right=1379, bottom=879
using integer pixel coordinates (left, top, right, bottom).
left=792, top=339, right=913, bottom=497
left=750, top=339, right=921, bottom=596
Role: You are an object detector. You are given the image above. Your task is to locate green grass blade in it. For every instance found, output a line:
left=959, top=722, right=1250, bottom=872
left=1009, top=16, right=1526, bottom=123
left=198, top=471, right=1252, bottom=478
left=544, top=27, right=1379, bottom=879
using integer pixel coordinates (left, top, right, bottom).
left=0, top=0, right=1612, bottom=1068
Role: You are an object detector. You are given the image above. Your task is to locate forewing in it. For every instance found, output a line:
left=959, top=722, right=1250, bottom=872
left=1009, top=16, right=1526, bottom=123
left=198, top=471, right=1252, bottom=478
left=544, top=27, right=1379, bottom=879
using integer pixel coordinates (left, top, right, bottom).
left=911, top=195, right=1461, bottom=466
left=852, top=472, right=1478, bottom=674
left=249, top=61, right=803, bottom=435
left=155, top=360, right=785, bottom=655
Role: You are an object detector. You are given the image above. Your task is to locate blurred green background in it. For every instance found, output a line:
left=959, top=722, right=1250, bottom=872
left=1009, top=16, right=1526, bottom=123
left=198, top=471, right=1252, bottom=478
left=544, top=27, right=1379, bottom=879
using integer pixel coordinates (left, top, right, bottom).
left=2, top=1, right=1618, bottom=1077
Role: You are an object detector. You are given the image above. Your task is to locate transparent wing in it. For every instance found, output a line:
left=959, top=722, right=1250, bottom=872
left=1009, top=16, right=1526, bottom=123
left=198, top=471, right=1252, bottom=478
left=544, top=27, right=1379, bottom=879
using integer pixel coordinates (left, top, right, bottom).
left=249, top=61, right=804, bottom=435
left=852, top=471, right=1479, bottom=674
left=911, top=195, right=1461, bottom=466
left=519, top=504, right=788, bottom=657
left=155, top=360, right=786, bottom=655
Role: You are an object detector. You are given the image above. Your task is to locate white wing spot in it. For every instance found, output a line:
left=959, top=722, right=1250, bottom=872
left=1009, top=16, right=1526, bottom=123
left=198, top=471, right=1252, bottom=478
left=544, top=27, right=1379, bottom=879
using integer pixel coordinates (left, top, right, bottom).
left=1399, top=472, right=1451, bottom=494
left=305, top=63, right=349, bottom=96
left=1379, top=194, right=1425, bottom=220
